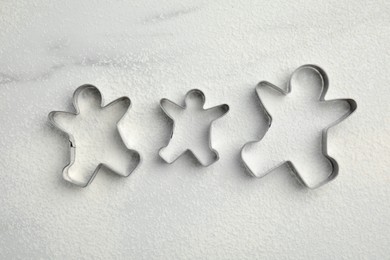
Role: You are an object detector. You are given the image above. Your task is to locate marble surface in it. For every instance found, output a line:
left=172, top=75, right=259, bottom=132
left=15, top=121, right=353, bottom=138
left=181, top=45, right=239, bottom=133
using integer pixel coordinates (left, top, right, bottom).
left=0, top=0, right=389, bottom=259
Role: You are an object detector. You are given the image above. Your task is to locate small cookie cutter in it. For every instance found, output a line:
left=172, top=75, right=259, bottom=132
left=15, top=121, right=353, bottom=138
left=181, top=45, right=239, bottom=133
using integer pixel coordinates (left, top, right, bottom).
left=159, top=89, right=230, bottom=166
left=48, top=84, right=141, bottom=187
left=241, top=64, right=357, bottom=189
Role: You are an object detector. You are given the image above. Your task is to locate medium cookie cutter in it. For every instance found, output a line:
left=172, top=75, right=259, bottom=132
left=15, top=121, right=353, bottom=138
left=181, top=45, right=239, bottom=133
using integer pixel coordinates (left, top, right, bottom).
left=241, top=64, right=357, bottom=189
left=48, top=84, right=141, bottom=187
left=159, top=89, right=230, bottom=166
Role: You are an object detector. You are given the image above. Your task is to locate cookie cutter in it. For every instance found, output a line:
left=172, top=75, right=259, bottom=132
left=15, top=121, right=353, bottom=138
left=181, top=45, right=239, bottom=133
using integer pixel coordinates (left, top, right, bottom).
left=241, top=64, right=357, bottom=189
left=48, top=84, right=141, bottom=187
left=159, top=89, right=230, bottom=166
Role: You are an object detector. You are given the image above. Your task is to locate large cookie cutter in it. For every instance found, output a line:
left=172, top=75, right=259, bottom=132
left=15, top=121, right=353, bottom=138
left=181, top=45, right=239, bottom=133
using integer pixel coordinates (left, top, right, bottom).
left=241, top=64, right=357, bottom=189
left=48, top=84, right=141, bottom=187
left=159, top=89, right=230, bottom=166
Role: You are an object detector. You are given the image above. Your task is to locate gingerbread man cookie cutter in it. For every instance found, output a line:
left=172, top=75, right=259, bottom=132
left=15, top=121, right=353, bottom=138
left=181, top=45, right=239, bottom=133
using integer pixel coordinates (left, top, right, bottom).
left=48, top=84, right=141, bottom=187
left=159, top=89, right=230, bottom=166
left=241, top=64, right=357, bottom=189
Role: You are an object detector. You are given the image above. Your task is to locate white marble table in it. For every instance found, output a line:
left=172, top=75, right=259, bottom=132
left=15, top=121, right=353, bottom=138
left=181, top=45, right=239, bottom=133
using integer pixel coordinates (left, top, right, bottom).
left=0, top=0, right=389, bottom=258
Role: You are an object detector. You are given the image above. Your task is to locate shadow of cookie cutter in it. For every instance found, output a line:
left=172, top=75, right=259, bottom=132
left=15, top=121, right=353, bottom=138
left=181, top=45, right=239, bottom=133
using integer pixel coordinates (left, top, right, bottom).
left=241, top=64, right=357, bottom=189
left=48, top=84, right=141, bottom=187
left=159, top=89, right=230, bottom=166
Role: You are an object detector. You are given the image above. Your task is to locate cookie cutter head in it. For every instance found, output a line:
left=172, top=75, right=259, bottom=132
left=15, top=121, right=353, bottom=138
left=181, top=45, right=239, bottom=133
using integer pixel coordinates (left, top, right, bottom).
left=241, top=64, right=357, bottom=189
left=159, top=89, right=230, bottom=166
left=48, top=84, right=141, bottom=187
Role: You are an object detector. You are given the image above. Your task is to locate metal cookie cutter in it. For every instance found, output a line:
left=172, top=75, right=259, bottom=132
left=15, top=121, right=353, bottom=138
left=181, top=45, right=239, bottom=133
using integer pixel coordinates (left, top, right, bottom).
left=159, top=89, right=230, bottom=166
left=49, top=84, right=141, bottom=187
left=241, top=64, right=357, bottom=189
